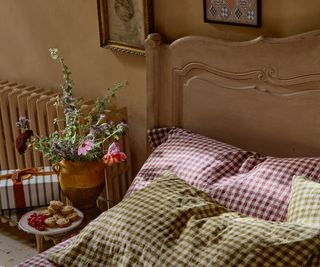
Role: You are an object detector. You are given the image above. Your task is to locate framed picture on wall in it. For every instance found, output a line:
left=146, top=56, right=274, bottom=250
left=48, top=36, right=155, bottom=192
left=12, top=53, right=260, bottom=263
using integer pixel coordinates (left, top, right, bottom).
left=204, top=0, right=261, bottom=27
left=97, top=0, right=153, bottom=56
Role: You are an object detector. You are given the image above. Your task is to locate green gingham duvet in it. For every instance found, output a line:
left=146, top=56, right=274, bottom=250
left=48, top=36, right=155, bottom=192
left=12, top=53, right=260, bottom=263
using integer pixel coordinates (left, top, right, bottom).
left=48, top=172, right=320, bottom=267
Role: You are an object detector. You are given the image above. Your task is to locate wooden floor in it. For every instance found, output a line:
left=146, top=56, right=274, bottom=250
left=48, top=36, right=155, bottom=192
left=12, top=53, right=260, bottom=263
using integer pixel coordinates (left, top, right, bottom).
left=0, top=223, right=45, bottom=267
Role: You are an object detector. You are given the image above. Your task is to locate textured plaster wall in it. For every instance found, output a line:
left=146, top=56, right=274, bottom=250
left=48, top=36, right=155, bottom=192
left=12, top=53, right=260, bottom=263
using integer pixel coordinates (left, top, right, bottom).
left=0, top=0, right=319, bottom=174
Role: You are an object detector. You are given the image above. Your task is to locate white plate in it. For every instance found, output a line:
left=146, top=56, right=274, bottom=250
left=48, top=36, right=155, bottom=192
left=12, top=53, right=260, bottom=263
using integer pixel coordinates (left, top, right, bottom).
left=18, top=207, right=84, bottom=236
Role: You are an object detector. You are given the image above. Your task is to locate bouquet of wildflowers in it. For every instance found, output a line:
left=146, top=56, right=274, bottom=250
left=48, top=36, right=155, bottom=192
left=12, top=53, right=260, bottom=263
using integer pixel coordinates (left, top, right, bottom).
left=16, top=48, right=127, bottom=166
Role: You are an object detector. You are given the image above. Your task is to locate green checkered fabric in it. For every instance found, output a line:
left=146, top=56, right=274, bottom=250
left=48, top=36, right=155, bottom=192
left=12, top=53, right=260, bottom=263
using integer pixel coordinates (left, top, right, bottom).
left=288, top=175, right=320, bottom=226
left=48, top=172, right=320, bottom=267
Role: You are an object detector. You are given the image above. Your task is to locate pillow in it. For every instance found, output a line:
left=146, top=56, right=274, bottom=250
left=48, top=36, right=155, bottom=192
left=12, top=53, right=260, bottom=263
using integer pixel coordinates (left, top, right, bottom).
left=126, top=127, right=257, bottom=196
left=212, top=156, right=320, bottom=221
left=147, top=127, right=172, bottom=149
left=48, top=172, right=320, bottom=267
left=287, top=175, right=320, bottom=226
left=129, top=127, right=320, bottom=222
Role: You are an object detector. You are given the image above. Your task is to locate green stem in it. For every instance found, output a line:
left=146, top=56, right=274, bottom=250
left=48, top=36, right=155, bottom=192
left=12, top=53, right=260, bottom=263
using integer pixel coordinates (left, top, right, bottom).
left=94, top=128, right=124, bottom=143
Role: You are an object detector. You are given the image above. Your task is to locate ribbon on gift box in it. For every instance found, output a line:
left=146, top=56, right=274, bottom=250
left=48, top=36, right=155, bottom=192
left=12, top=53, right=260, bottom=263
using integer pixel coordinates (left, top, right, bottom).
left=0, top=168, right=56, bottom=209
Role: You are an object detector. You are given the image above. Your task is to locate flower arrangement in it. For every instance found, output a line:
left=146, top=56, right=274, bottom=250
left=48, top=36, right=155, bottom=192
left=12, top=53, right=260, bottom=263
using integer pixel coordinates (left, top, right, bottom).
left=16, top=48, right=127, bottom=166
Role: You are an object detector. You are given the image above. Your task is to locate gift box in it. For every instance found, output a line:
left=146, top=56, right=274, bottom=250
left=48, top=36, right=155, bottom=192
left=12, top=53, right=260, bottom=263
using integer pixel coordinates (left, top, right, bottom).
left=0, top=167, right=60, bottom=210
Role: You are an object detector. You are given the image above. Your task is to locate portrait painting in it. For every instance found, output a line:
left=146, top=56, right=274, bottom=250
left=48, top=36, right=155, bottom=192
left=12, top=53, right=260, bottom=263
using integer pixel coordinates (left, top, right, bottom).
left=97, top=0, right=153, bottom=56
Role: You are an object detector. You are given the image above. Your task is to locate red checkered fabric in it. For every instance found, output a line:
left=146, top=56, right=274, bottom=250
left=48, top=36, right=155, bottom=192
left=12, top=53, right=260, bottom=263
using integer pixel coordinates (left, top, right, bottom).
left=147, top=127, right=172, bottom=149
left=128, top=127, right=320, bottom=221
left=126, top=128, right=256, bottom=195
left=211, top=156, right=320, bottom=221
left=16, top=237, right=75, bottom=267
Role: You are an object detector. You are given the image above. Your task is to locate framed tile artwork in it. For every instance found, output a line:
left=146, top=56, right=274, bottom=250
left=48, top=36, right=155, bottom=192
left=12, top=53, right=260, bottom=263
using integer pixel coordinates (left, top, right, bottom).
left=204, top=0, right=261, bottom=27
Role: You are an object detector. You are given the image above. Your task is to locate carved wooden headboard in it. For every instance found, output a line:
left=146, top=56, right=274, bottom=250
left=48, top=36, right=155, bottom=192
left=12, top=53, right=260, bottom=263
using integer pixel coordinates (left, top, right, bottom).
left=145, top=31, right=320, bottom=157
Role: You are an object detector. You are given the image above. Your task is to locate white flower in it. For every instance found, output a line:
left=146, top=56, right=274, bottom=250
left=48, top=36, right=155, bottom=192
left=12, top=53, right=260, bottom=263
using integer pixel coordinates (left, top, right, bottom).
left=49, top=48, right=59, bottom=60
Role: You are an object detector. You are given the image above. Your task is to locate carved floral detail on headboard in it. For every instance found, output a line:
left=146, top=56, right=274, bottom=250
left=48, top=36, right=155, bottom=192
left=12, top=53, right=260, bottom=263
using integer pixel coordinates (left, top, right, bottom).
left=175, top=62, right=320, bottom=97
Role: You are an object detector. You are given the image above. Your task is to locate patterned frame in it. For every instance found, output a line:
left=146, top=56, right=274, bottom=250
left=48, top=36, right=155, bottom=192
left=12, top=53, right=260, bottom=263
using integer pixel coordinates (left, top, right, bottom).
left=203, top=0, right=261, bottom=27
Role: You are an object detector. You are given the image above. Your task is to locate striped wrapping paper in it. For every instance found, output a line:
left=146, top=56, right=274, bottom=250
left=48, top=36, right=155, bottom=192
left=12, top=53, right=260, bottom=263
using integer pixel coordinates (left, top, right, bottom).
left=0, top=166, right=60, bottom=210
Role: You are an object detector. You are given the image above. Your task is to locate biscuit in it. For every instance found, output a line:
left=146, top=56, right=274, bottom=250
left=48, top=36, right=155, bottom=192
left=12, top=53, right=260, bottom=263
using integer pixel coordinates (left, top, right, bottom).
left=44, top=217, right=56, bottom=228
left=67, top=212, right=80, bottom=222
left=48, top=206, right=60, bottom=214
left=53, top=214, right=65, bottom=220
left=61, top=205, right=74, bottom=215
left=49, top=200, right=64, bottom=210
left=56, top=218, right=71, bottom=228
left=40, top=209, right=52, bottom=218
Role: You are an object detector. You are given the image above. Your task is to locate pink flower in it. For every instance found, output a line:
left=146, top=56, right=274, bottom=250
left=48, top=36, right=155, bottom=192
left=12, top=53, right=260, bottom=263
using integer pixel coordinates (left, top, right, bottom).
left=102, top=142, right=127, bottom=166
left=78, top=140, right=94, bottom=156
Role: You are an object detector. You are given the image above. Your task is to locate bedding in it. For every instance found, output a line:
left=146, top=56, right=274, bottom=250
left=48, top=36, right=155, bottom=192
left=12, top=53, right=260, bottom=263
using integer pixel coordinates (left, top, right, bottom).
left=212, top=156, right=320, bottom=221
left=128, top=127, right=320, bottom=221
left=127, top=127, right=257, bottom=196
left=37, top=172, right=320, bottom=266
left=17, top=171, right=320, bottom=267
left=147, top=127, right=172, bottom=149
left=287, top=176, right=320, bottom=226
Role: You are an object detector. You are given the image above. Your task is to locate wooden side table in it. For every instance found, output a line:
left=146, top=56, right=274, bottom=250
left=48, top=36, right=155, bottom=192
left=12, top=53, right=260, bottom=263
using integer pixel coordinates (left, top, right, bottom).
left=35, top=222, right=84, bottom=252
left=18, top=208, right=84, bottom=253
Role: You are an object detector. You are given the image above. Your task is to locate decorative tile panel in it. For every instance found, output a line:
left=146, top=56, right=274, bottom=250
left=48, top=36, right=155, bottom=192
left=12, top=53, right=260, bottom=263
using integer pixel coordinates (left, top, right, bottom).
left=204, top=0, right=261, bottom=27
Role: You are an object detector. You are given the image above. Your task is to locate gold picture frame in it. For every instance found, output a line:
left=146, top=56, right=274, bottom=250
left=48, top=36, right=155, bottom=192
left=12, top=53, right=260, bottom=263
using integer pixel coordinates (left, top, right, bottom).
left=97, top=0, right=153, bottom=56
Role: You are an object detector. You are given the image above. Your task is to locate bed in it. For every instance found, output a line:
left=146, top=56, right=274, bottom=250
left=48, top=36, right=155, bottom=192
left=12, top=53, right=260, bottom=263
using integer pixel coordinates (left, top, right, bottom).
left=17, top=30, right=320, bottom=266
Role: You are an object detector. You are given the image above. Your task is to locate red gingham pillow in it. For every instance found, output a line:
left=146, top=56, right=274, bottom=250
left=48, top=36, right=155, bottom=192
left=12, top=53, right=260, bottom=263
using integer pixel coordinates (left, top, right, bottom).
left=126, top=128, right=257, bottom=196
left=211, top=156, right=320, bottom=221
left=128, top=128, right=320, bottom=221
left=147, top=127, right=172, bottom=149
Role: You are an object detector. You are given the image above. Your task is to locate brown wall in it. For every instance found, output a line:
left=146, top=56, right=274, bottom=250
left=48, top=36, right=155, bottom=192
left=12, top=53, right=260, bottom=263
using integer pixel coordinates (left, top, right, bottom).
left=155, top=0, right=320, bottom=41
left=0, top=0, right=319, bottom=174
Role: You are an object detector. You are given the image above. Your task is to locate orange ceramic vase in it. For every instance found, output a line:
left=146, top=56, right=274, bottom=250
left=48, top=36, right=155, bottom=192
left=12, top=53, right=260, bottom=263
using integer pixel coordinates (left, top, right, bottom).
left=52, top=160, right=105, bottom=212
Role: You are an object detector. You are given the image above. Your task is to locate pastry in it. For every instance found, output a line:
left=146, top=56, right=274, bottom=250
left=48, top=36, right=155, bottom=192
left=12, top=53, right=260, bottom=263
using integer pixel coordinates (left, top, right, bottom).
left=61, top=205, right=74, bottom=215
left=49, top=200, right=64, bottom=210
left=53, top=214, right=65, bottom=220
left=44, top=217, right=56, bottom=228
left=48, top=206, right=60, bottom=214
left=67, top=212, right=80, bottom=222
left=40, top=209, right=52, bottom=218
left=56, top=218, right=71, bottom=228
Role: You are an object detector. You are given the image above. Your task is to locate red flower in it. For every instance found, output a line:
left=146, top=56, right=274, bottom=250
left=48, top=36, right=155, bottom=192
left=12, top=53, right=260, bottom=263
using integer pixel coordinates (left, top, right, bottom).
left=102, top=142, right=127, bottom=166
left=16, top=130, right=33, bottom=154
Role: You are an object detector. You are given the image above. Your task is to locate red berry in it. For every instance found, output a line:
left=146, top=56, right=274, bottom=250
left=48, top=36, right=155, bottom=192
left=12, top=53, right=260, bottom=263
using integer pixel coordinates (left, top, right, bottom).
left=27, top=213, right=47, bottom=231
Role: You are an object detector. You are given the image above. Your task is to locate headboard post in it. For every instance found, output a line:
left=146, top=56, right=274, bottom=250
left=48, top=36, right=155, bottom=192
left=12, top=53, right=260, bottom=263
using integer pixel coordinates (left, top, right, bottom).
left=145, top=33, right=162, bottom=131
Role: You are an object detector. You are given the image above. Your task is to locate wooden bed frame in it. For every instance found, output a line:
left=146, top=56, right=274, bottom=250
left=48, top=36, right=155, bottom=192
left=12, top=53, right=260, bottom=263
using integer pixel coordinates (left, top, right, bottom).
left=145, top=30, right=320, bottom=157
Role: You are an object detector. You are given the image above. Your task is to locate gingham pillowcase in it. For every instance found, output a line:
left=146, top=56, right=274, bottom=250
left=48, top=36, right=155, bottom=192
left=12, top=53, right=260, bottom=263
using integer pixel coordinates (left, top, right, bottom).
left=287, top=175, right=320, bottom=226
left=211, top=156, right=320, bottom=221
left=126, top=127, right=257, bottom=196
left=130, top=127, right=320, bottom=221
left=147, top=127, right=172, bottom=149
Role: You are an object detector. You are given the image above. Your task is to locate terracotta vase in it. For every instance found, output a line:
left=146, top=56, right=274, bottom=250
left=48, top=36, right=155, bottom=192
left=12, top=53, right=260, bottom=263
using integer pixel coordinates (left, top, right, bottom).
left=52, top=160, right=105, bottom=215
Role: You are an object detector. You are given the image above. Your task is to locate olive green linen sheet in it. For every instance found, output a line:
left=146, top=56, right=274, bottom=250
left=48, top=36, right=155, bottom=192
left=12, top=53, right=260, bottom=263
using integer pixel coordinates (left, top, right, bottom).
left=48, top=172, right=320, bottom=267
